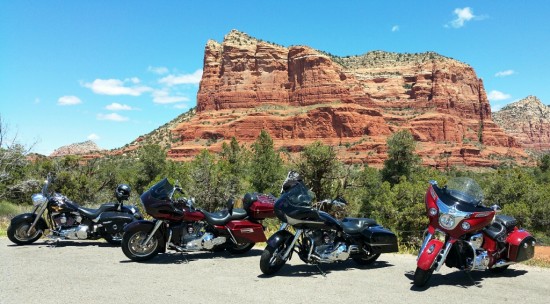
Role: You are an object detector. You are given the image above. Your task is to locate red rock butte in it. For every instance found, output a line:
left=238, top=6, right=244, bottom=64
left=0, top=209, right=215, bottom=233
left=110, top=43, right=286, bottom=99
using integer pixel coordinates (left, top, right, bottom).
left=163, top=30, right=528, bottom=167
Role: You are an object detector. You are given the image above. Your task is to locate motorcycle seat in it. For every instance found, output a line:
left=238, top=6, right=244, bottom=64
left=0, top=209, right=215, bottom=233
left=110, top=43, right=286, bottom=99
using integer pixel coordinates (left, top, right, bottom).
left=484, top=221, right=507, bottom=242
left=78, top=203, right=118, bottom=219
left=341, top=217, right=378, bottom=234
left=201, top=208, right=248, bottom=225
left=495, top=215, right=517, bottom=232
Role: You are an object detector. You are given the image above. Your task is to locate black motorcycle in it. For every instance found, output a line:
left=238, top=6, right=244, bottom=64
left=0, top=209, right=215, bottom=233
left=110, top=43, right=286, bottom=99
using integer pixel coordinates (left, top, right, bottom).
left=259, top=171, right=399, bottom=275
left=7, top=175, right=142, bottom=245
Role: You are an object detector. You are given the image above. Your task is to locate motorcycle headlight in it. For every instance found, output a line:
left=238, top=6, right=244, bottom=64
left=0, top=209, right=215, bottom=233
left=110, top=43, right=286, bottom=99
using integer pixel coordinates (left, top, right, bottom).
left=461, top=221, right=471, bottom=231
left=31, top=194, right=47, bottom=206
left=439, top=214, right=455, bottom=229
left=428, top=208, right=438, bottom=217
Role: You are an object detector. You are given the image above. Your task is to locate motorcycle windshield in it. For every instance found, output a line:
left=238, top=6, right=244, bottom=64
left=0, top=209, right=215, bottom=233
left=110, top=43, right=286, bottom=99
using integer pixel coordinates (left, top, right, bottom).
left=282, top=182, right=313, bottom=207
left=143, top=178, right=173, bottom=202
left=442, top=177, right=484, bottom=206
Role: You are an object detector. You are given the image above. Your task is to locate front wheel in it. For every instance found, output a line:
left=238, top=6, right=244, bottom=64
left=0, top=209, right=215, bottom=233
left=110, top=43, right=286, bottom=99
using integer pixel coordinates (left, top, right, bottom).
left=352, top=253, right=381, bottom=266
left=226, top=242, right=255, bottom=254
left=121, top=230, right=159, bottom=262
left=413, top=266, right=434, bottom=287
left=7, top=220, right=43, bottom=245
left=260, top=244, right=288, bottom=275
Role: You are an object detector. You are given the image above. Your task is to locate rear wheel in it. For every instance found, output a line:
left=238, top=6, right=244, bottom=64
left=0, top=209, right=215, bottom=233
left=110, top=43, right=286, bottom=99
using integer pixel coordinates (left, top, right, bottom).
left=260, top=243, right=288, bottom=275
left=352, top=253, right=381, bottom=265
left=121, top=231, right=159, bottom=262
left=413, top=266, right=434, bottom=287
left=226, top=242, right=255, bottom=254
left=7, top=220, right=43, bottom=245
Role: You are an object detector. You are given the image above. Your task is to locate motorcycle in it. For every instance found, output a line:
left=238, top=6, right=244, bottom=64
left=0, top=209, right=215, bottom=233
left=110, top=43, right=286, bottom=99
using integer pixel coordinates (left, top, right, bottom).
left=259, top=171, right=399, bottom=275
left=414, top=177, right=536, bottom=287
left=7, top=175, right=143, bottom=246
left=121, top=178, right=276, bottom=262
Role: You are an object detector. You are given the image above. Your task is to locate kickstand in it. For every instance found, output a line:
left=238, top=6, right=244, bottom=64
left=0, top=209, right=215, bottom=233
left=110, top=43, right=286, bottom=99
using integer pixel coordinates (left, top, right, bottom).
left=180, top=252, right=189, bottom=264
left=314, top=264, right=326, bottom=277
left=464, top=271, right=481, bottom=288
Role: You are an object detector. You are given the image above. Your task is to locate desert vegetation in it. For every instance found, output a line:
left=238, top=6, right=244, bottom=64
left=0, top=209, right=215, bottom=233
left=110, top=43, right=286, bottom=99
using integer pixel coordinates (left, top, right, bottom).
left=1, top=124, right=549, bottom=247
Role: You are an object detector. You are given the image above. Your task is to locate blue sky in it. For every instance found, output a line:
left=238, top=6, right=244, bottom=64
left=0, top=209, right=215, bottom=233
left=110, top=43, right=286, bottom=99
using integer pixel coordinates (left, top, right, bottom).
left=1, top=1, right=549, bottom=155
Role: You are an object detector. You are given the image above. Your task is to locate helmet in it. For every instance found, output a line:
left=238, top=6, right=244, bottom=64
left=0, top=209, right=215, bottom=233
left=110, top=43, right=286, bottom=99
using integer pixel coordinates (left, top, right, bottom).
left=115, top=184, right=131, bottom=201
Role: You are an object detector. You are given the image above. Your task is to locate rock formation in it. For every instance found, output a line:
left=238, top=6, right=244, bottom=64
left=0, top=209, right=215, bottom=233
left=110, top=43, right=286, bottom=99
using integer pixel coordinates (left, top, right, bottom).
left=151, top=30, right=528, bottom=167
left=493, top=96, right=550, bottom=151
left=50, top=140, right=103, bottom=157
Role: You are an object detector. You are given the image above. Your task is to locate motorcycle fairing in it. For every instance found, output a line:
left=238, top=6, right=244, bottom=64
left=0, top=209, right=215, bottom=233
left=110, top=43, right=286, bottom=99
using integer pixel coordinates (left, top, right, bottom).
left=417, top=239, right=444, bottom=271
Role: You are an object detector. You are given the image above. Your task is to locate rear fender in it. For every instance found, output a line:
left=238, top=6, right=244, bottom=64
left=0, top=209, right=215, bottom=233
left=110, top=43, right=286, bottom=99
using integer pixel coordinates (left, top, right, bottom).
left=417, top=239, right=444, bottom=271
left=10, top=213, right=48, bottom=231
left=123, top=220, right=166, bottom=253
left=266, top=230, right=293, bottom=248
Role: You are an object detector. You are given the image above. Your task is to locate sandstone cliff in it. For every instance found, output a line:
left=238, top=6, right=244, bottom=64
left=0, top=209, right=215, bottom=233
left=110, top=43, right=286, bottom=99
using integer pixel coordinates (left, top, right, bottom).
left=493, top=96, right=550, bottom=151
left=166, top=30, right=527, bottom=167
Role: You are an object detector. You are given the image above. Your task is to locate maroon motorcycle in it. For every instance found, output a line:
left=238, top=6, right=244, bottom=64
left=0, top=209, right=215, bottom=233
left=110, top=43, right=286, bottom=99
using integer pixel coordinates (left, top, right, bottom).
left=414, top=177, right=536, bottom=287
left=121, top=178, right=275, bottom=262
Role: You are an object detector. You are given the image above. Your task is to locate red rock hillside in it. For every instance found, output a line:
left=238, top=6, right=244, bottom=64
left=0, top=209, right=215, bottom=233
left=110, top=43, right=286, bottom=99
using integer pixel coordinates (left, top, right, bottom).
left=163, top=30, right=527, bottom=167
left=493, top=96, right=550, bottom=151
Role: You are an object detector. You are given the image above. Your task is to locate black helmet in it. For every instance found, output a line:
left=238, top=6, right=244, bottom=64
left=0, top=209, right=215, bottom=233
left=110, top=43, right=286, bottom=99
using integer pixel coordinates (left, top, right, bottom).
left=115, top=184, right=131, bottom=201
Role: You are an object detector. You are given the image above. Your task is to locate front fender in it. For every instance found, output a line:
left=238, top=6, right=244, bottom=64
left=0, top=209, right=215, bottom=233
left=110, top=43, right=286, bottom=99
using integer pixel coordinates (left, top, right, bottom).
left=10, top=213, right=48, bottom=231
left=417, top=239, right=444, bottom=271
left=266, top=229, right=293, bottom=248
left=123, top=220, right=166, bottom=253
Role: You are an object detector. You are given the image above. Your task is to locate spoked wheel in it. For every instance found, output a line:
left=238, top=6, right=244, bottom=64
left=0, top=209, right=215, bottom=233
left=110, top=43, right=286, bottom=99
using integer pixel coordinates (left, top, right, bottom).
left=352, top=253, right=381, bottom=266
left=121, top=231, right=159, bottom=262
left=7, top=220, right=43, bottom=245
left=260, top=243, right=288, bottom=275
left=103, top=232, right=123, bottom=245
left=226, top=242, right=255, bottom=254
left=413, top=266, right=434, bottom=287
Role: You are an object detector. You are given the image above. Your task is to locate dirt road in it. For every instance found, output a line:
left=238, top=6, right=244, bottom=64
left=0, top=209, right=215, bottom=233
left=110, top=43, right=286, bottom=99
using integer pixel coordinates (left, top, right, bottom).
left=1, top=238, right=549, bottom=304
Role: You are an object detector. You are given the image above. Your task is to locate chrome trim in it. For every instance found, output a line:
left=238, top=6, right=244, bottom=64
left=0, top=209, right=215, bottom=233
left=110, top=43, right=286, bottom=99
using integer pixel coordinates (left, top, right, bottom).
left=434, top=241, right=453, bottom=272
left=282, top=229, right=302, bottom=260
left=225, top=228, right=239, bottom=244
left=142, top=220, right=163, bottom=246
left=27, top=200, right=49, bottom=235
left=436, top=200, right=470, bottom=230
left=278, top=222, right=288, bottom=231
left=417, top=231, right=433, bottom=260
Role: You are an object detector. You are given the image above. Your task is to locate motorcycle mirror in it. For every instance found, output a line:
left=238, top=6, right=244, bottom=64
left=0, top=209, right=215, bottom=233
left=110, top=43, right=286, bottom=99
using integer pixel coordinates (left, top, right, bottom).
left=491, top=204, right=502, bottom=212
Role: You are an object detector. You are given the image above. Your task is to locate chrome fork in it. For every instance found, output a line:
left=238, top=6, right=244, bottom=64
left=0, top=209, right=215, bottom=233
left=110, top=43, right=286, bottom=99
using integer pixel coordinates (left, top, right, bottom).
left=141, top=220, right=163, bottom=246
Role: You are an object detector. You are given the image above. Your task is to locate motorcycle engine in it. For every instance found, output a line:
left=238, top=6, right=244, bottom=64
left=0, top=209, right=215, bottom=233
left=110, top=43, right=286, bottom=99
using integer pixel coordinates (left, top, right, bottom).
left=172, top=222, right=226, bottom=251
left=307, top=230, right=349, bottom=262
left=52, top=212, right=82, bottom=228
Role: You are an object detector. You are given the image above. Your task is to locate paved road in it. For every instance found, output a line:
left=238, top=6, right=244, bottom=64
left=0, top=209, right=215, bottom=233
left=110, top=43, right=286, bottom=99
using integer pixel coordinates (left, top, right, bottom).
left=1, top=238, right=549, bottom=304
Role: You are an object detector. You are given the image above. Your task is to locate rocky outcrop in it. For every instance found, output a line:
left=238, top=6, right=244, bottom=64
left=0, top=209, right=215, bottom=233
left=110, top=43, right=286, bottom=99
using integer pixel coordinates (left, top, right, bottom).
left=167, top=30, right=527, bottom=167
left=493, top=96, right=550, bottom=150
left=50, top=140, right=103, bottom=157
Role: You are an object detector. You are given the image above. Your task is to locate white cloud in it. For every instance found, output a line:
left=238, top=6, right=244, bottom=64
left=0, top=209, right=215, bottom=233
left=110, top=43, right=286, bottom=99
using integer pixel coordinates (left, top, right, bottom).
left=87, top=133, right=100, bottom=140
left=97, top=113, right=129, bottom=122
left=57, top=95, right=82, bottom=106
left=174, top=103, right=190, bottom=109
left=487, top=90, right=511, bottom=101
left=148, top=66, right=169, bottom=75
left=83, top=78, right=152, bottom=96
left=152, top=90, right=190, bottom=104
left=495, top=70, right=515, bottom=77
left=105, top=103, right=133, bottom=111
left=159, top=69, right=203, bottom=86
left=391, top=25, right=399, bottom=32
left=448, top=7, right=475, bottom=28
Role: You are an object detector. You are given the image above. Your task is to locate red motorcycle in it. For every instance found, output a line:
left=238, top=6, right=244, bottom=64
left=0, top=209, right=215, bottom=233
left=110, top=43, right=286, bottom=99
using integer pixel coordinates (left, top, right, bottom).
left=414, top=177, right=536, bottom=287
left=121, top=178, right=275, bottom=262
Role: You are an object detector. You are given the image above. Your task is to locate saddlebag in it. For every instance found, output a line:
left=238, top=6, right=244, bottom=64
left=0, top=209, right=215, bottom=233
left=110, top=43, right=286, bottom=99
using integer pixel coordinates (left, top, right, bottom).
left=506, top=230, right=536, bottom=262
left=226, top=220, right=266, bottom=243
left=360, top=226, right=399, bottom=254
left=98, top=212, right=135, bottom=234
left=243, top=193, right=276, bottom=219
